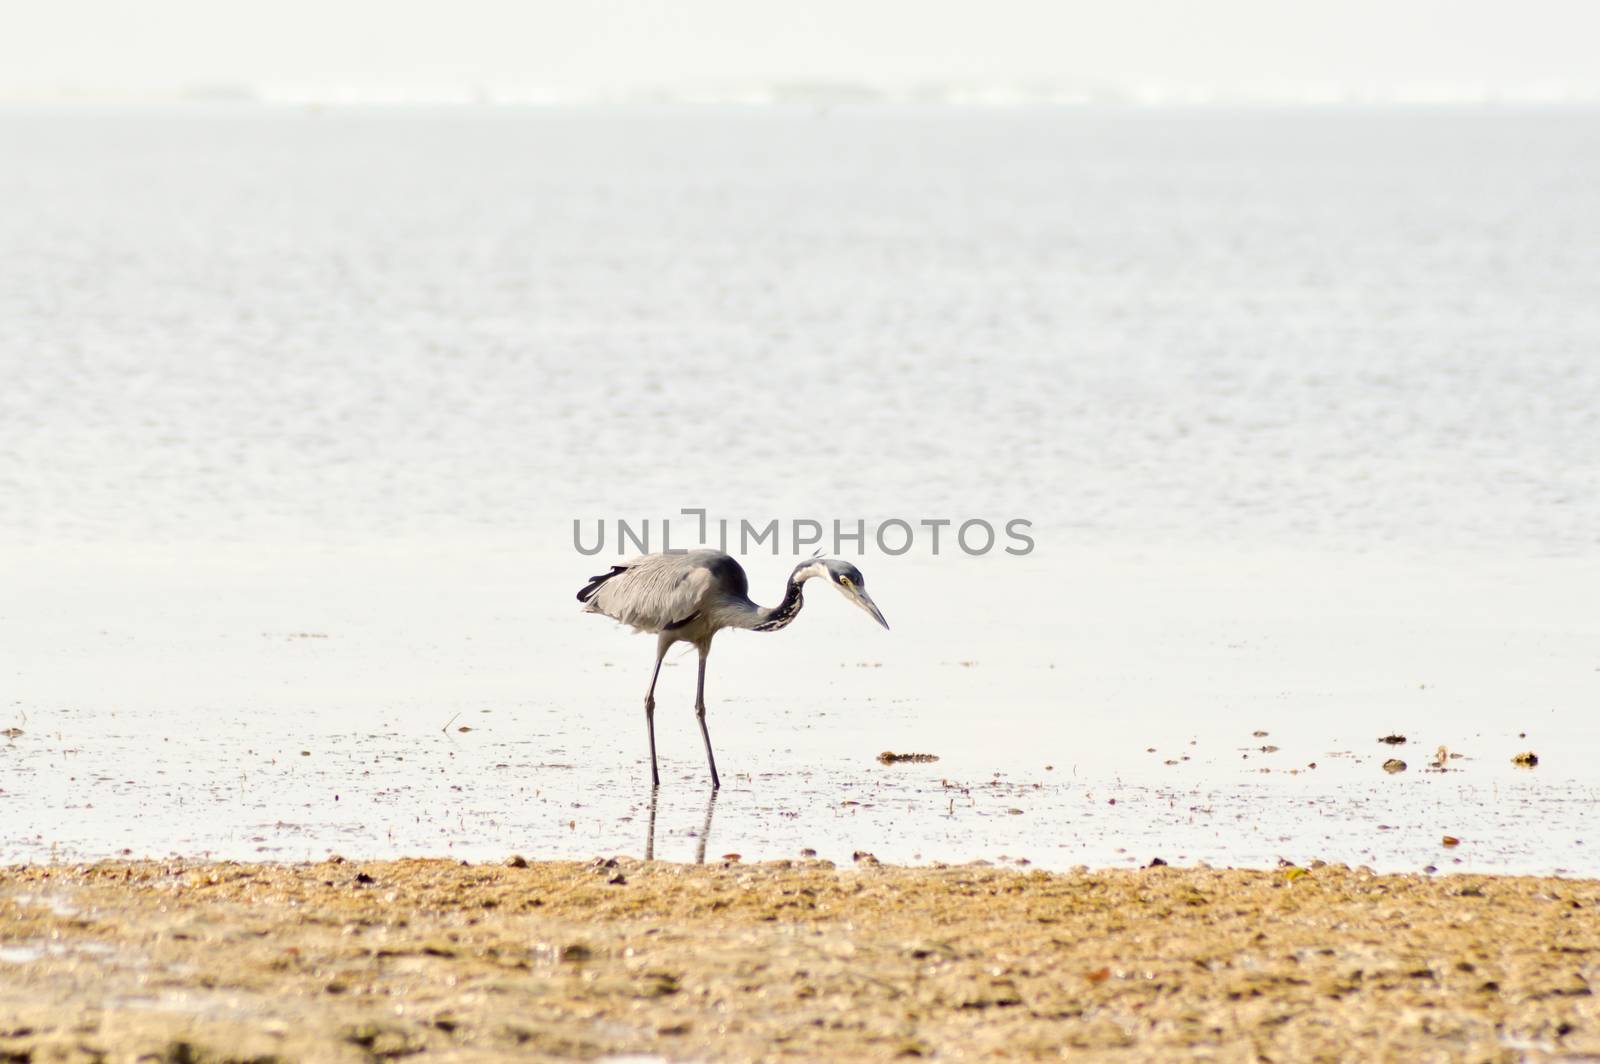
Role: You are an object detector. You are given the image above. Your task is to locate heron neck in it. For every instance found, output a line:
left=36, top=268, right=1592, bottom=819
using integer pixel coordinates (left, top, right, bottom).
left=751, top=574, right=808, bottom=632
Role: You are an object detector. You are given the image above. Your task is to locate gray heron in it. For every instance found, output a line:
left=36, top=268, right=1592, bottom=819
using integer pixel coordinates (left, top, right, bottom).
left=577, top=550, right=889, bottom=789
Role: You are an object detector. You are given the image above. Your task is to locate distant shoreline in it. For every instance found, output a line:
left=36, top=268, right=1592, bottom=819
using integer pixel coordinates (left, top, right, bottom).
left=6, top=90, right=1600, bottom=111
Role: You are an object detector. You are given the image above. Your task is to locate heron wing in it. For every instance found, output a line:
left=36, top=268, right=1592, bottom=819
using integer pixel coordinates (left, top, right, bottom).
left=581, top=551, right=726, bottom=633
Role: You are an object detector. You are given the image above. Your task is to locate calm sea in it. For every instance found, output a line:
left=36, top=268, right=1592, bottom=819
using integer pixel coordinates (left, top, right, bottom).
left=2, top=105, right=1597, bottom=550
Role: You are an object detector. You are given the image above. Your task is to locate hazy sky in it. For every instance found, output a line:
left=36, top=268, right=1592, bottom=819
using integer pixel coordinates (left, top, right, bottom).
left=6, top=0, right=1600, bottom=96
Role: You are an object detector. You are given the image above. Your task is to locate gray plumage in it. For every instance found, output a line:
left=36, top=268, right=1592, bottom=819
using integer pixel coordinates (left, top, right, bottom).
left=578, top=550, right=889, bottom=789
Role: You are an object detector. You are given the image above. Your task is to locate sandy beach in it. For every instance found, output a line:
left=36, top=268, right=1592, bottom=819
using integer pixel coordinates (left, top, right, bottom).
left=2, top=858, right=1596, bottom=1061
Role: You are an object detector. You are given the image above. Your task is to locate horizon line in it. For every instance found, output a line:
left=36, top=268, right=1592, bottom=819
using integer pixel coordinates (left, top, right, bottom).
left=4, top=78, right=1600, bottom=110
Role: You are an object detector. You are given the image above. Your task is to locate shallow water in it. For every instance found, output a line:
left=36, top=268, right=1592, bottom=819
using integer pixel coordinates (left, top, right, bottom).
left=1, top=106, right=1597, bottom=873
left=3, top=543, right=1595, bottom=874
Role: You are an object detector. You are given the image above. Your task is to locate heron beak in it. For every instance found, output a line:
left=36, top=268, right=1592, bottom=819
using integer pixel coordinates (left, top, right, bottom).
left=853, top=587, right=890, bottom=631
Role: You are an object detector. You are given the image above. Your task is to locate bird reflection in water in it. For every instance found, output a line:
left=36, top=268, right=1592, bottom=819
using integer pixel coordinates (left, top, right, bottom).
left=643, top=787, right=719, bottom=864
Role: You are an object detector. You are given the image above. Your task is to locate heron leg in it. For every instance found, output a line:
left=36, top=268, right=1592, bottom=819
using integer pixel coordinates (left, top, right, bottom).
left=695, top=646, right=720, bottom=790
left=644, top=637, right=669, bottom=788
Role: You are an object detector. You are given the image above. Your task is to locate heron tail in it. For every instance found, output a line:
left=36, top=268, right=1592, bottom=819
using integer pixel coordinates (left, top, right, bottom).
left=576, top=565, right=629, bottom=604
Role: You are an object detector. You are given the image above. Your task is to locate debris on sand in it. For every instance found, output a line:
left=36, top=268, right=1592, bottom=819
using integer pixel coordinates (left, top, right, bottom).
left=877, top=751, right=939, bottom=764
left=1379, top=734, right=1407, bottom=745
left=1511, top=751, right=1539, bottom=768
left=1383, top=758, right=1407, bottom=774
left=1, top=727, right=22, bottom=739
left=1443, top=836, right=1461, bottom=847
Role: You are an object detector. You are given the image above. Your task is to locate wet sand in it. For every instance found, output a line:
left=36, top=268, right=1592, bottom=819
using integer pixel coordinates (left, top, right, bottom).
left=2, top=859, right=1596, bottom=1061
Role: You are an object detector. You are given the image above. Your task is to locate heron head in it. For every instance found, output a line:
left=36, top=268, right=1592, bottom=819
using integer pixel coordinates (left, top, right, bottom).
left=804, top=558, right=889, bottom=631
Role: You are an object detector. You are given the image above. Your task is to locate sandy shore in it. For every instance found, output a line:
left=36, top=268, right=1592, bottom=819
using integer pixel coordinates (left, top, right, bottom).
left=1, top=858, right=1596, bottom=1061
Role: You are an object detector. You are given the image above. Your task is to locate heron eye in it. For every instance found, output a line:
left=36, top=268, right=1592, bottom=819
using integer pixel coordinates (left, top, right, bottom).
left=839, top=575, right=853, bottom=588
